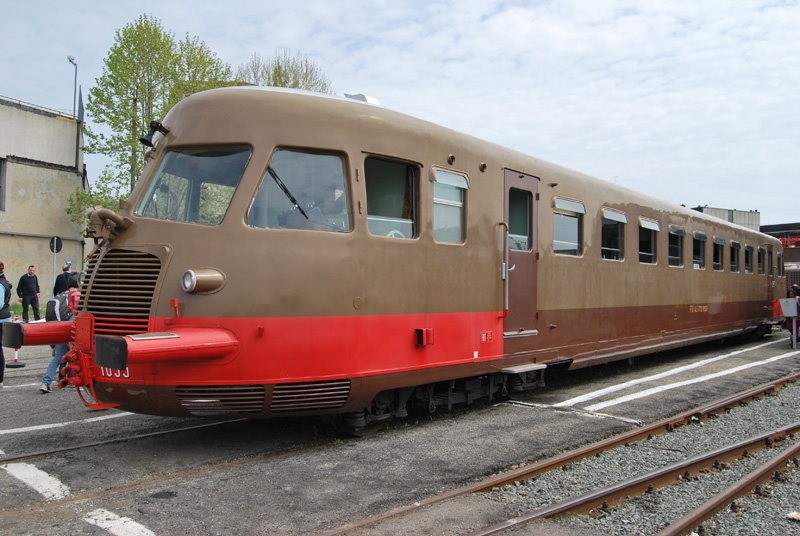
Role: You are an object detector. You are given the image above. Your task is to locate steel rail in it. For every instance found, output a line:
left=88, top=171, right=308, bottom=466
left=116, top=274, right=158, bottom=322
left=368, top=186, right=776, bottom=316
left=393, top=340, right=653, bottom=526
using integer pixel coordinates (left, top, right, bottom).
left=467, top=421, right=800, bottom=535
left=317, top=372, right=799, bottom=536
left=0, top=418, right=244, bottom=464
left=656, top=440, right=800, bottom=536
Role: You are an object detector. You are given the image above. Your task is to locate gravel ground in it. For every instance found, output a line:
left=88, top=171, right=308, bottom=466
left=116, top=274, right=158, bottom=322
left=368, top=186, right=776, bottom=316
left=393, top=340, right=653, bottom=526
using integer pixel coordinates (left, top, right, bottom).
left=484, top=380, right=800, bottom=535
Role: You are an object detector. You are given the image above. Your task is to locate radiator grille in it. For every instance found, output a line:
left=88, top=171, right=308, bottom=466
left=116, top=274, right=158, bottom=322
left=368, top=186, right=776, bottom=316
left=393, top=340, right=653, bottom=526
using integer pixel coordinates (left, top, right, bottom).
left=80, top=249, right=161, bottom=335
left=271, top=380, right=351, bottom=412
left=176, top=385, right=266, bottom=416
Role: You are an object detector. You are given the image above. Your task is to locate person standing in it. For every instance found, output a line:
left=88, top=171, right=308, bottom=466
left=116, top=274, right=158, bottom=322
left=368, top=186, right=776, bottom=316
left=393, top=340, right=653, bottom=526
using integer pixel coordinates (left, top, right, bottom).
left=17, top=265, right=41, bottom=322
left=53, top=264, right=71, bottom=296
left=40, top=274, right=80, bottom=393
left=0, top=262, right=12, bottom=388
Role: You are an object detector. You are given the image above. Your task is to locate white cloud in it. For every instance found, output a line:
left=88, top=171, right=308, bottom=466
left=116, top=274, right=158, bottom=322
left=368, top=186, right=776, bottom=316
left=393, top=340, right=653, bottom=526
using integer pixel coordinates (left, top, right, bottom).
left=2, top=0, right=798, bottom=224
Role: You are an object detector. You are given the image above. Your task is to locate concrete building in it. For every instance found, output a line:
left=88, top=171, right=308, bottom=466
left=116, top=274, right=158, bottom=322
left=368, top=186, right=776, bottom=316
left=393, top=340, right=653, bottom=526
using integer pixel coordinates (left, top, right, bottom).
left=692, top=206, right=761, bottom=232
left=0, top=96, right=87, bottom=298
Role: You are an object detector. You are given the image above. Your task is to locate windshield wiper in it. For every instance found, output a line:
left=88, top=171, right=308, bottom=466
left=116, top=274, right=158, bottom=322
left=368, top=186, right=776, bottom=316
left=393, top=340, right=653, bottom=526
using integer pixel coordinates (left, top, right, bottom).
left=267, top=165, right=308, bottom=219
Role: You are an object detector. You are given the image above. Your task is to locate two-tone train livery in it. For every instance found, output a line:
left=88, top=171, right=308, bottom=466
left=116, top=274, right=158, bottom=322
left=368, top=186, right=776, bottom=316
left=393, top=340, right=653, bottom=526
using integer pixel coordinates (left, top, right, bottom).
left=5, top=87, right=784, bottom=429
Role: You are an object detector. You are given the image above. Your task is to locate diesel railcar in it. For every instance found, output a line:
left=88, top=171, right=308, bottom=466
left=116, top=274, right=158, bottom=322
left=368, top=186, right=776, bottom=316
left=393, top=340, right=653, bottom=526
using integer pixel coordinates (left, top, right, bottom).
left=5, top=87, right=784, bottom=428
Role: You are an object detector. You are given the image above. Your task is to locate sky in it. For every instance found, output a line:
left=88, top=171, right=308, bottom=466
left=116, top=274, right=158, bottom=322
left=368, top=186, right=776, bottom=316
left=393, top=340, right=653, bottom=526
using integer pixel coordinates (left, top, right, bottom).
left=2, top=0, right=799, bottom=224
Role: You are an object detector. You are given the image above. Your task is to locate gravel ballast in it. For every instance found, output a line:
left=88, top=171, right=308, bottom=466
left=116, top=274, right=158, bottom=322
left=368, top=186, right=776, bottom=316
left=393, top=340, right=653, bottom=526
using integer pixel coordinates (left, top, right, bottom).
left=484, top=381, right=800, bottom=535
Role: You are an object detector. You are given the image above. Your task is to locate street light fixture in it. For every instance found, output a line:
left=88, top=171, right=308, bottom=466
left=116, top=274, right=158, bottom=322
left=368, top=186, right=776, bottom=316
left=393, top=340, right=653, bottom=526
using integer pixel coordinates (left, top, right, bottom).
left=67, top=56, right=77, bottom=118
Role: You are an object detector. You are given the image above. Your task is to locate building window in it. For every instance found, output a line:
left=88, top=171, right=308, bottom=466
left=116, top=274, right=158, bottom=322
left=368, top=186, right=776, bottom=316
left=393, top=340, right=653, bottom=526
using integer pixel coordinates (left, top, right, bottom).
left=745, top=245, right=754, bottom=274
left=509, top=188, right=532, bottom=251
left=248, top=148, right=350, bottom=232
left=553, top=198, right=585, bottom=256
left=433, top=169, right=468, bottom=243
left=693, top=232, right=707, bottom=269
left=365, top=157, right=417, bottom=239
left=669, top=226, right=685, bottom=267
left=638, top=218, right=659, bottom=264
left=601, top=208, right=626, bottom=260
left=730, top=241, right=740, bottom=273
left=713, top=238, right=724, bottom=271
left=757, top=248, right=766, bottom=275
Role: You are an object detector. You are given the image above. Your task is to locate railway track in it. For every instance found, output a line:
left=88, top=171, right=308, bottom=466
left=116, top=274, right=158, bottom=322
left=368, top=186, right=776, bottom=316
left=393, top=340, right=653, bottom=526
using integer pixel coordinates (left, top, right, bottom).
left=319, top=373, right=800, bottom=536
left=472, top=422, right=800, bottom=535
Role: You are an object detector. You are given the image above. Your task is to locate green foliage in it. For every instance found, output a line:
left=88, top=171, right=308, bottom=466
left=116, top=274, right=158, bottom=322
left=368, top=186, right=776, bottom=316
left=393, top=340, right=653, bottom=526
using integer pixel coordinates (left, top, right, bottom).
left=77, top=14, right=233, bottom=226
left=72, top=16, right=333, bottom=230
left=236, top=49, right=334, bottom=94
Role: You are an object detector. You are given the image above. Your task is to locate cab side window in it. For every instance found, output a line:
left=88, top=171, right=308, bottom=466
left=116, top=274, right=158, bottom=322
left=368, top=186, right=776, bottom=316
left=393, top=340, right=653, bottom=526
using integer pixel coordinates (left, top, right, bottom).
left=365, top=157, right=418, bottom=239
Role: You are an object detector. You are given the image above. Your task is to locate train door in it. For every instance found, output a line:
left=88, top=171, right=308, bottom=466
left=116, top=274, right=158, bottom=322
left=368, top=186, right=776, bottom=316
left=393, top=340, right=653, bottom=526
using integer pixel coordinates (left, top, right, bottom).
left=767, top=245, right=776, bottom=301
left=502, top=169, right=538, bottom=336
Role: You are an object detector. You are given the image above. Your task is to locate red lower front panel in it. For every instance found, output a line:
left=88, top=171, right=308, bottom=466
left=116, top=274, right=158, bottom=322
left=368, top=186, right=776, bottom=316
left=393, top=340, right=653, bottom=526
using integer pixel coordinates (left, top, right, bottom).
left=90, top=311, right=506, bottom=386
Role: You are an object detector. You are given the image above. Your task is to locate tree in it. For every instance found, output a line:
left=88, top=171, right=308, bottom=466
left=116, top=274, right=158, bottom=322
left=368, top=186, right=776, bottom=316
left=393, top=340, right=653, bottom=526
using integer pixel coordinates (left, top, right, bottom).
left=76, top=14, right=232, bottom=225
left=236, top=49, right=334, bottom=94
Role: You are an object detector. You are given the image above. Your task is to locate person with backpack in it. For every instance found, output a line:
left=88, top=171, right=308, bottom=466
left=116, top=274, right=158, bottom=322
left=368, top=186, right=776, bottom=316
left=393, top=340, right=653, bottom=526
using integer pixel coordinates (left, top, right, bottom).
left=0, top=262, right=12, bottom=388
left=40, top=274, right=80, bottom=393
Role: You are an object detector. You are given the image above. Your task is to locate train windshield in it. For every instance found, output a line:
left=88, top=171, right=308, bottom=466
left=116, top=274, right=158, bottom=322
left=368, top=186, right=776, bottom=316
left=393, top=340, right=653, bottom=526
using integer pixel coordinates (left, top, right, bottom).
left=247, top=149, right=350, bottom=232
left=136, top=147, right=251, bottom=225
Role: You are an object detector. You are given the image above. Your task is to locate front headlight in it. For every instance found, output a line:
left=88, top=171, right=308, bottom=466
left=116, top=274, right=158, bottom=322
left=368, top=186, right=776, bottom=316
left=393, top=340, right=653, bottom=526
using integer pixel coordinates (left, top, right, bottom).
left=181, top=268, right=226, bottom=294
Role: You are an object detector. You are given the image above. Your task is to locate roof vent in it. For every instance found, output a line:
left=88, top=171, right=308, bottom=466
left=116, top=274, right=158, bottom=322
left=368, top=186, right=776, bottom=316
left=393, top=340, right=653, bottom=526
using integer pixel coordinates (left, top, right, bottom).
left=344, top=93, right=380, bottom=105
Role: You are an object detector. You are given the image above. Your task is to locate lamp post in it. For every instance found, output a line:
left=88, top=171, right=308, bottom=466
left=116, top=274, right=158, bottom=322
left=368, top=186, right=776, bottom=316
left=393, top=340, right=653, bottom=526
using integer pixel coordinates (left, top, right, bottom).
left=67, top=56, right=77, bottom=118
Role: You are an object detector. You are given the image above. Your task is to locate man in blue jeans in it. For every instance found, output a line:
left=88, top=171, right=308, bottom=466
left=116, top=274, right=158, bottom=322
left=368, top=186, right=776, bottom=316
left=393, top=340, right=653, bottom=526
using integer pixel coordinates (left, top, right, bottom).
left=17, top=265, right=41, bottom=322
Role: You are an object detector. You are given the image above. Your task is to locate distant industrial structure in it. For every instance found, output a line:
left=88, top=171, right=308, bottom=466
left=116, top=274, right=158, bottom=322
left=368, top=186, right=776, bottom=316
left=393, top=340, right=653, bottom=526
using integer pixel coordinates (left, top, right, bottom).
left=692, top=206, right=761, bottom=232
left=761, top=222, right=800, bottom=291
left=0, top=96, right=87, bottom=295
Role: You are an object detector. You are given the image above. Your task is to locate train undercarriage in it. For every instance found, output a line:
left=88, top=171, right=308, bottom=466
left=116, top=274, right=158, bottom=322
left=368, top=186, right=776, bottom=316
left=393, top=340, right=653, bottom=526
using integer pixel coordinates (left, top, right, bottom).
left=341, top=368, right=548, bottom=432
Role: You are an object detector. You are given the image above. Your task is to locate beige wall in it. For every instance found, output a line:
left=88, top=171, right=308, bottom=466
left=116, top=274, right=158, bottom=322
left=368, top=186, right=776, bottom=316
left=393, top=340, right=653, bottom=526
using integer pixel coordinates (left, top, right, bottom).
left=1, top=98, right=87, bottom=297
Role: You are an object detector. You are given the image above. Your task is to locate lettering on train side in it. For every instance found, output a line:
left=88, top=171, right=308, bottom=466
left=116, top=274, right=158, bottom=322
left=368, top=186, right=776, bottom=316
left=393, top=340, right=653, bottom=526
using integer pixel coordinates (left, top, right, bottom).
left=689, top=305, right=709, bottom=313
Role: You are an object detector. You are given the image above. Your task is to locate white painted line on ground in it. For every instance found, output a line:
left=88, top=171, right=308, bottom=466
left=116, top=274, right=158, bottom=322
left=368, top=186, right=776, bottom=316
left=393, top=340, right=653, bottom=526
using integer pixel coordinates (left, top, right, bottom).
left=584, top=350, right=800, bottom=412
left=1, top=462, right=70, bottom=500
left=554, top=339, right=782, bottom=408
left=0, top=412, right=131, bottom=436
left=84, top=508, right=157, bottom=536
left=0, top=382, right=46, bottom=388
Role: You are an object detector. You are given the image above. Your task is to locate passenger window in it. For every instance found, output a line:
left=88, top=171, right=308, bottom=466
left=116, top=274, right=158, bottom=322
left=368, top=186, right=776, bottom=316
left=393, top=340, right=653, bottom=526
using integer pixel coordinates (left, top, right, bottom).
left=669, top=226, right=685, bottom=267
left=248, top=149, right=350, bottom=232
left=745, top=246, right=754, bottom=274
left=365, top=157, right=417, bottom=239
left=713, top=238, right=724, bottom=271
left=758, top=248, right=766, bottom=275
left=433, top=169, right=468, bottom=243
left=730, top=242, right=740, bottom=273
left=509, top=188, right=532, bottom=251
left=553, top=198, right=584, bottom=256
left=693, top=232, right=707, bottom=269
left=638, top=218, right=659, bottom=264
left=601, top=209, right=626, bottom=260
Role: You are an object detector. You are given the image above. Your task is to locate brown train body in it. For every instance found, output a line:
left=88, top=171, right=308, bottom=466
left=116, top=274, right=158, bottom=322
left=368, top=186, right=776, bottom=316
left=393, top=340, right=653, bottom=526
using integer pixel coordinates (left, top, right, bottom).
left=6, top=87, right=784, bottom=425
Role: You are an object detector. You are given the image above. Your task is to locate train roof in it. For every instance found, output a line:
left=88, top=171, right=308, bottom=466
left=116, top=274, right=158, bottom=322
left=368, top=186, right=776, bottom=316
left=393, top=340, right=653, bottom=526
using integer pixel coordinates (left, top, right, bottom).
left=170, top=86, right=780, bottom=247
